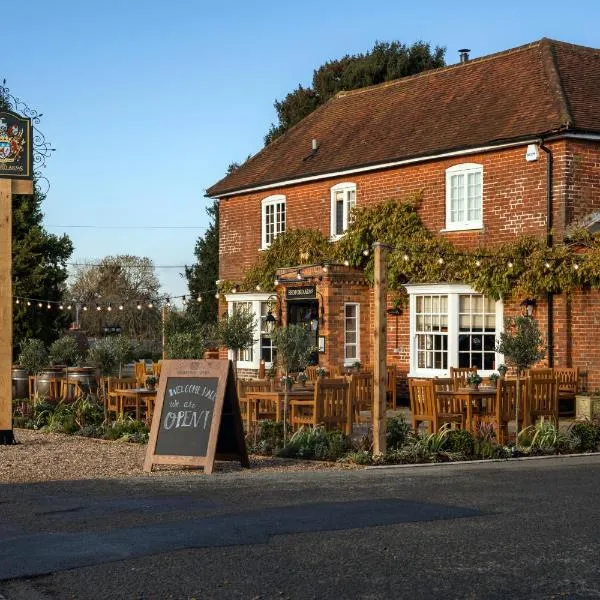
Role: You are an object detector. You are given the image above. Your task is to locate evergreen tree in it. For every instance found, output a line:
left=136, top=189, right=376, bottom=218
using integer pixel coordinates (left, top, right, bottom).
left=185, top=199, right=219, bottom=324
left=265, top=40, right=446, bottom=144
left=1, top=87, right=73, bottom=356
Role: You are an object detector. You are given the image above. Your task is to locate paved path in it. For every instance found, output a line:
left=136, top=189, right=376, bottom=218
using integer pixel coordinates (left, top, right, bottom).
left=2, top=455, right=600, bottom=599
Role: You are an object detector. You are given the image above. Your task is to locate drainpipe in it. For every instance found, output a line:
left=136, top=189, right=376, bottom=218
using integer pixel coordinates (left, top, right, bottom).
left=539, top=140, right=554, bottom=367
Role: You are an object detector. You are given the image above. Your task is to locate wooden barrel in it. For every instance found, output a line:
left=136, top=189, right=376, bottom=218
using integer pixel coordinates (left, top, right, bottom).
left=11, top=366, right=29, bottom=400
left=66, top=367, right=98, bottom=397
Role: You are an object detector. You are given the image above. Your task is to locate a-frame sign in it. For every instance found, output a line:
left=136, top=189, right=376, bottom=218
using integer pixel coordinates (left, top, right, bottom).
left=144, top=359, right=249, bottom=474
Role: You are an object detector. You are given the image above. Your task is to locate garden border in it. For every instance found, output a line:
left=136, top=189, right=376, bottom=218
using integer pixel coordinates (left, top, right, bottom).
left=366, top=451, right=600, bottom=470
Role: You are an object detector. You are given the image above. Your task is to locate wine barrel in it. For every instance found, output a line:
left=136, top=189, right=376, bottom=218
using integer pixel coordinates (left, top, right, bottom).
left=11, top=366, right=29, bottom=400
left=36, top=368, right=64, bottom=400
left=66, top=367, right=98, bottom=397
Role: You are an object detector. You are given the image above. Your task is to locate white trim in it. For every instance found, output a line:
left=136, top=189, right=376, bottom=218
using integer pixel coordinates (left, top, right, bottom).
left=343, top=302, right=360, bottom=366
left=405, top=284, right=504, bottom=377
left=546, top=132, right=600, bottom=142
left=445, top=163, right=483, bottom=231
left=330, top=182, right=357, bottom=239
left=261, top=194, right=286, bottom=250
left=209, top=139, right=538, bottom=199
left=226, top=293, right=275, bottom=370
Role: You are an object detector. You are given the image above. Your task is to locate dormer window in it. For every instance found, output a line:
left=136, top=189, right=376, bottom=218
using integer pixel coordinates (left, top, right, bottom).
left=330, top=182, right=356, bottom=238
left=445, top=163, right=483, bottom=231
left=261, top=194, right=286, bottom=249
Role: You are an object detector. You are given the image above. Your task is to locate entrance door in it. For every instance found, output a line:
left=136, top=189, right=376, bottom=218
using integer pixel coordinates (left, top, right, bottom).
left=287, top=300, right=319, bottom=365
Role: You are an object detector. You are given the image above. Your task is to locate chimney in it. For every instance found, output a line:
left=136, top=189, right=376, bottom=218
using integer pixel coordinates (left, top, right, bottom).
left=458, top=48, right=470, bottom=63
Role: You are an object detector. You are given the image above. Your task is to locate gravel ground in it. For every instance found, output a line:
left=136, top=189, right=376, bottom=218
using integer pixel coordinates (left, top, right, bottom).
left=0, top=429, right=361, bottom=483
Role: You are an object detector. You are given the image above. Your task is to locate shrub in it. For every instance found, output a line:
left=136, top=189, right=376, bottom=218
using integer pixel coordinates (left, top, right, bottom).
left=342, top=450, right=373, bottom=465
left=569, top=420, right=600, bottom=452
left=386, top=415, right=411, bottom=449
left=103, top=418, right=148, bottom=442
left=49, top=336, right=80, bottom=367
left=445, top=429, right=475, bottom=457
left=18, top=338, right=48, bottom=375
left=276, top=426, right=351, bottom=460
left=251, top=419, right=284, bottom=454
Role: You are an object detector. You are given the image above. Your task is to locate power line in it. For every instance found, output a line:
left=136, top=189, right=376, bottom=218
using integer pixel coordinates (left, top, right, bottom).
left=47, top=225, right=208, bottom=230
left=68, top=263, right=189, bottom=269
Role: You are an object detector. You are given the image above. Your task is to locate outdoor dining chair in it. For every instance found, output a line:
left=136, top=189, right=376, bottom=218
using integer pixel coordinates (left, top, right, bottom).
left=386, top=365, right=397, bottom=409
left=477, top=378, right=524, bottom=444
left=554, top=367, right=579, bottom=416
left=237, top=379, right=274, bottom=430
left=449, top=366, right=478, bottom=390
left=408, top=378, right=436, bottom=433
left=348, top=372, right=373, bottom=423
left=525, top=375, right=559, bottom=427
left=105, top=377, right=138, bottom=420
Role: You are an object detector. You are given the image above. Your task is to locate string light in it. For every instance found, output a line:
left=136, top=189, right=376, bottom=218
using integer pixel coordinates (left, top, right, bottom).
left=148, top=301, right=153, bottom=308
left=67, top=304, right=72, bottom=310
left=475, top=259, right=481, bottom=267
left=296, top=272, right=302, bottom=280
left=82, top=305, right=88, bottom=311
left=322, top=264, right=329, bottom=273
left=27, top=301, right=31, bottom=306
left=544, top=262, right=551, bottom=269
left=118, top=303, right=124, bottom=310
left=362, top=249, right=370, bottom=256
left=136, top=301, right=142, bottom=310
left=107, top=303, right=112, bottom=311
left=166, top=297, right=171, bottom=307
left=214, top=292, right=220, bottom=299
left=96, top=303, right=102, bottom=311
left=573, top=263, right=580, bottom=270
left=403, top=254, right=409, bottom=262
left=255, top=285, right=261, bottom=291
left=343, top=260, right=350, bottom=267
left=437, top=258, right=444, bottom=265
left=15, top=298, right=19, bottom=304
left=47, top=303, right=51, bottom=310
left=38, top=302, right=43, bottom=308
left=196, top=296, right=202, bottom=303
left=59, top=303, right=64, bottom=310
left=507, top=261, right=514, bottom=268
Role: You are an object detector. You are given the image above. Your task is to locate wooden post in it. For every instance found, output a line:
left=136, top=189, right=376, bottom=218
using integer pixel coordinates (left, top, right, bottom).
left=0, top=180, right=13, bottom=444
left=372, top=242, right=388, bottom=455
left=161, top=304, right=168, bottom=360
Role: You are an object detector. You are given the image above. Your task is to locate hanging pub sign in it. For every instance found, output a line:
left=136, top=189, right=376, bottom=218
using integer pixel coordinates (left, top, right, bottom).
left=144, top=359, right=249, bottom=474
left=0, top=111, right=33, bottom=180
left=286, top=285, right=316, bottom=300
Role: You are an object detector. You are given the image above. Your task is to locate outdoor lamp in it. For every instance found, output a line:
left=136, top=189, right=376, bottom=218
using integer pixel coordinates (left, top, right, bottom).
left=265, top=309, right=277, bottom=334
left=521, top=298, right=536, bottom=317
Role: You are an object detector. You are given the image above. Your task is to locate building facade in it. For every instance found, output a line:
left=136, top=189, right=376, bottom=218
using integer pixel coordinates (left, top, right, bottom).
left=207, top=39, right=600, bottom=392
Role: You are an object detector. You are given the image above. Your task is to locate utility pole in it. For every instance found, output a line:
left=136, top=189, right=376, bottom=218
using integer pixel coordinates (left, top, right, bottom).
left=372, top=242, right=389, bottom=455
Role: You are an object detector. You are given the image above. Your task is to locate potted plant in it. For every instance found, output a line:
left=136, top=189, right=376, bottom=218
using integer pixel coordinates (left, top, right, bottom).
left=466, top=372, right=483, bottom=390
left=145, top=375, right=158, bottom=391
left=272, top=324, right=315, bottom=444
left=279, top=375, right=294, bottom=391
left=498, top=364, right=509, bottom=377
left=496, top=316, right=546, bottom=448
left=297, top=372, right=308, bottom=387
left=216, top=308, right=256, bottom=381
left=488, top=373, right=500, bottom=388
left=315, top=366, right=328, bottom=378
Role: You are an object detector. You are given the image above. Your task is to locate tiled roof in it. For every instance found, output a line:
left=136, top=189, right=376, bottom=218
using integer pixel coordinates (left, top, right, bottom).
left=207, top=39, right=600, bottom=197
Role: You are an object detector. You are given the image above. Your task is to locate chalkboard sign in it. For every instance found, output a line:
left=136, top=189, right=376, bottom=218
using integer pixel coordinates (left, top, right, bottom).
left=144, top=360, right=248, bottom=474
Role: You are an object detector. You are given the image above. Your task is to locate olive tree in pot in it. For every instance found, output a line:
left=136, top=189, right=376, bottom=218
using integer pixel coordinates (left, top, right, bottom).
left=164, top=310, right=212, bottom=360
left=111, top=336, right=137, bottom=378
left=49, top=335, right=81, bottom=385
left=496, top=315, right=545, bottom=447
left=216, top=308, right=255, bottom=381
left=271, top=324, right=315, bottom=444
left=18, top=338, right=48, bottom=397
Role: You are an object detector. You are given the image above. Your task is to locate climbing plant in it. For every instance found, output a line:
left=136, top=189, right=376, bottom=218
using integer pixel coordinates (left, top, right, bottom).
left=224, top=193, right=600, bottom=301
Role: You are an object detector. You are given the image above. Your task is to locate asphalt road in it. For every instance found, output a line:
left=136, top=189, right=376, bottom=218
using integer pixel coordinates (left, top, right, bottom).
left=2, top=455, right=600, bottom=599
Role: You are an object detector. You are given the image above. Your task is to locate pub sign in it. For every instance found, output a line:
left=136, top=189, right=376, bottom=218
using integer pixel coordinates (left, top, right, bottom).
left=285, top=285, right=316, bottom=300
left=0, top=111, right=33, bottom=179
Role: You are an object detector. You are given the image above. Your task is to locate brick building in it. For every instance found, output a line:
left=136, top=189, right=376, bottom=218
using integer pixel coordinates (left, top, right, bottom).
left=207, top=38, right=600, bottom=392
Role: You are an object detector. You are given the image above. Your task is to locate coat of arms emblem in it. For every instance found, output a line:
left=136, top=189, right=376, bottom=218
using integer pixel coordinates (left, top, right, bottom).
left=0, top=117, right=25, bottom=163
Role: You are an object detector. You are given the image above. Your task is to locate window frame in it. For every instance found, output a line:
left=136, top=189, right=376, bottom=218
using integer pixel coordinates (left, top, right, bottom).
left=444, top=163, right=483, bottom=231
left=261, top=194, right=286, bottom=250
left=225, top=293, right=275, bottom=370
left=330, top=182, right=357, bottom=239
left=343, top=302, right=360, bottom=366
left=405, top=283, right=503, bottom=377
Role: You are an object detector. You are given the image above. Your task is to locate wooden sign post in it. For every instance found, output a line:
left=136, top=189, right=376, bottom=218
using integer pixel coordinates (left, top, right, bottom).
left=144, top=359, right=249, bottom=474
left=0, top=110, right=34, bottom=445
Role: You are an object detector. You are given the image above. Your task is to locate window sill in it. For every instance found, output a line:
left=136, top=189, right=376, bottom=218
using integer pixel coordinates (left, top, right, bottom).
left=440, top=225, right=483, bottom=233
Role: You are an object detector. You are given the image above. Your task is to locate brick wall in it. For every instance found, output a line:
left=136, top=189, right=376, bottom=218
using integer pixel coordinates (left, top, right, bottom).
left=216, top=138, right=600, bottom=391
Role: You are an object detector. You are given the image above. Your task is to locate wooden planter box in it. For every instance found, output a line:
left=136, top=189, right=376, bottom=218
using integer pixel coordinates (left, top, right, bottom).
left=575, top=395, right=600, bottom=420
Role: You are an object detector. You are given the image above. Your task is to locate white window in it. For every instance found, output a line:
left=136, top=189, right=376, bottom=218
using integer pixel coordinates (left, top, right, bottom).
left=406, top=284, right=503, bottom=377
left=226, top=293, right=275, bottom=370
left=445, top=163, right=483, bottom=231
left=330, top=182, right=356, bottom=238
left=344, top=303, right=360, bottom=365
left=261, top=195, right=286, bottom=249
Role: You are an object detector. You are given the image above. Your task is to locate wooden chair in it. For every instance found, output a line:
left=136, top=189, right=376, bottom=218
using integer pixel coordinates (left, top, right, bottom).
left=433, top=377, right=454, bottom=392
left=239, top=379, right=276, bottom=430
left=408, top=378, right=436, bottom=433
left=477, top=378, right=524, bottom=444
left=433, top=389, right=465, bottom=431
left=386, top=365, right=397, bottom=409
left=554, top=367, right=579, bottom=416
left=106, top=377, right=138, bottom=420
left=152, top=362, right=162, bottom=379
left=349, top=372, right=373, bottom=423
left=291, top=378, right=352, bottom=434
left=525, top=375, right=558, bottom=427
left=525, top=368, right=554, bottom=379
left=134, top=362, right=147, bottom=386
left=449, top=366, right=478, bottom=390
left=305, top=366, right=319, bottom=381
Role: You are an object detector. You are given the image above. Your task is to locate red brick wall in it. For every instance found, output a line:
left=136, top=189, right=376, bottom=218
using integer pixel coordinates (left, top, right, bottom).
left=217, top=138, right=600, bottom=392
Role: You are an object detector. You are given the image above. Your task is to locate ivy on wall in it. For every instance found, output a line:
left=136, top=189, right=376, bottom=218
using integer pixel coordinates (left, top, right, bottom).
left=222, top=193, right=600, bottom=301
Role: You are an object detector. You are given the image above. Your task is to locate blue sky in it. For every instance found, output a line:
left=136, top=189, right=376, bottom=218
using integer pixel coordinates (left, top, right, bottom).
left=3, top=0, right=599, bottom=304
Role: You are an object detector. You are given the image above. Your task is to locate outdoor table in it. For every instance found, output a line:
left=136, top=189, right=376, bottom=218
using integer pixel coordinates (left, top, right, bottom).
left=245, top=388, right=314, bottom=428
left=114, top=387, right=157, bottom=422
left=435, top=387, right=497, bottom=431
